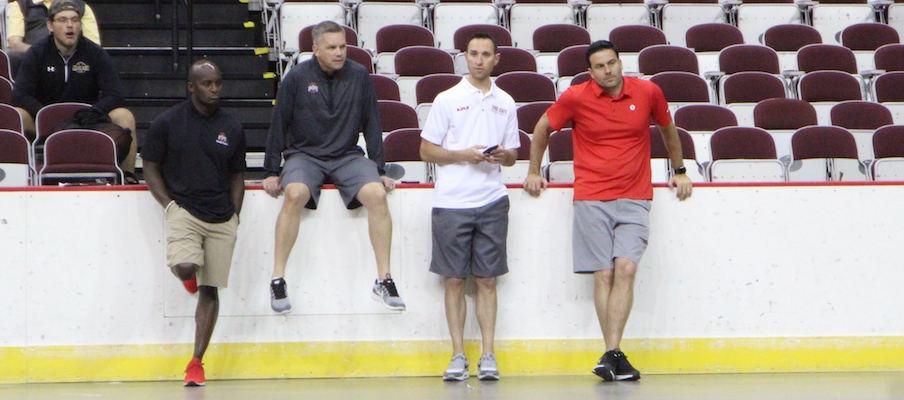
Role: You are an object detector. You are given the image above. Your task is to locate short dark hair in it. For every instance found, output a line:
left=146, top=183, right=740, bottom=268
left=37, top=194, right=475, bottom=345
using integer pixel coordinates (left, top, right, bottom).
left=586, top=40, right=619, bottom=65
left=312, top=20, right=344, bottom=44
left=467, top=32, right=498, bottom=53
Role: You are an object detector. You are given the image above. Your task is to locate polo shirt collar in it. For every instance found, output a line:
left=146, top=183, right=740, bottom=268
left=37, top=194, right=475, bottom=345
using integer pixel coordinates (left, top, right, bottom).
left=460, top=76, right=497, bottom=99
left=590, top=75, right=634, bottom=101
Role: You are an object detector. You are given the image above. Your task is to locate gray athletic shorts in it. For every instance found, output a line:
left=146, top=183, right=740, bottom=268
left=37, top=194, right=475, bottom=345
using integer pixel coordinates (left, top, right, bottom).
left=573, top=199, right=651, bottom=273
left=429, top=196, right=510, bottom=279
left=280, top=152, right=382, bottom=210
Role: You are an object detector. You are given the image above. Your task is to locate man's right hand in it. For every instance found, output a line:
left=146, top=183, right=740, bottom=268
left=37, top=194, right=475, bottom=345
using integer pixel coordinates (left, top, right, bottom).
left=263, top=176, right=282, bottom=198
left=523, top=173, right=548, bottom=197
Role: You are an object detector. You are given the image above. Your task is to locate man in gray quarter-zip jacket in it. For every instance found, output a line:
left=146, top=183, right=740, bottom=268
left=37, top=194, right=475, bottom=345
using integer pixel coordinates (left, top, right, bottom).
left=262, top=20, right=406, bottom=315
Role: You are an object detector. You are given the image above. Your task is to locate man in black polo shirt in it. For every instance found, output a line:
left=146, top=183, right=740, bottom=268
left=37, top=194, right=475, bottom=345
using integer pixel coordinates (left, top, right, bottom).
left=142, top=60, right=246, bottom=387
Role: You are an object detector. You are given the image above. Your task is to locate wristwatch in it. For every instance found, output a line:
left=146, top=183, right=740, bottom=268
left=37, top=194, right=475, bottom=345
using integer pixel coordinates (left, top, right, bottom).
left=673, top=165, right=687, bottom=175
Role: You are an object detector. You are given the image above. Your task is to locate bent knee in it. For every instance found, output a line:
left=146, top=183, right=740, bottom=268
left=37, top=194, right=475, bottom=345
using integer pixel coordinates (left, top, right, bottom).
left=109, top=108, right=135, bottom=127
left=172, top=263, right=199, bottom=280
left=283, top=183, right=310, bottom=205
left=358, top=182, right=387, bottom=206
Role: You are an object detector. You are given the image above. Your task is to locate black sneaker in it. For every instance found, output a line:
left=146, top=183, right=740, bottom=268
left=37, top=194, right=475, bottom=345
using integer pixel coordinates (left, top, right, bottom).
left=592, top=351, right=615, bottom=381
left=270, top=277, right=292, bottom=314
left=611, top=349, right=641, bottom=381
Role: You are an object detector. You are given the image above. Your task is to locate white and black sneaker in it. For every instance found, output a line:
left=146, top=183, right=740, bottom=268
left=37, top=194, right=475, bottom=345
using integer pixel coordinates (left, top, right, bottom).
left=443, top=353, right=469, bottom=381
left=270, top=277, right=292, bottom=314
left=372, top=277, right=406, bottom=311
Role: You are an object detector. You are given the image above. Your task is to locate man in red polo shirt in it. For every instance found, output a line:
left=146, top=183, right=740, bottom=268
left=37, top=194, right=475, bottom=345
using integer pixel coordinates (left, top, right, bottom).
left=524, top=40, right=692, bottom=381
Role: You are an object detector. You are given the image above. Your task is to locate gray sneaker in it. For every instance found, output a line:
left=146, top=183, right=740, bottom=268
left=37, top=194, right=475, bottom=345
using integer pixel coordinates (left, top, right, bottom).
left=372, top=278, right=406, bottom=311
left=443, top=353, right=469, bottom=381
left=478, top=352, right=499, bottom=380
left=270, top=278, right=292, bottom=314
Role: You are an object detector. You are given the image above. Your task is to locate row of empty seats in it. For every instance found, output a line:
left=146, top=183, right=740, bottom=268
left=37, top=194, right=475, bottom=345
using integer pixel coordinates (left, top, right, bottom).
left=267, top=0, right=904, bottom=62
left=370, top=122, right=904, bottom=185
left=0, top=102, right=125, bottom=186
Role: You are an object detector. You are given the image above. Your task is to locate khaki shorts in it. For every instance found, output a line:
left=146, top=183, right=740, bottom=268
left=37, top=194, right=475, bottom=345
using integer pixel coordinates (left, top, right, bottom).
left=164, top=201, right=238, bottom=288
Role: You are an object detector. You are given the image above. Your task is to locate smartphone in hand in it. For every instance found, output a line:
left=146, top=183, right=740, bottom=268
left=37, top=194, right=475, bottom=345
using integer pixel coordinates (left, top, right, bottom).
left=483, top=145, right=499, bottom=154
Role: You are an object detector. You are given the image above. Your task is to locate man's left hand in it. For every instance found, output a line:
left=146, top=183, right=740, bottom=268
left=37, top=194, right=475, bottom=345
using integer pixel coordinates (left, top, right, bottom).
left=380, top=175, right=396, bottom=192
left=668, top=173, right=693, bottom=201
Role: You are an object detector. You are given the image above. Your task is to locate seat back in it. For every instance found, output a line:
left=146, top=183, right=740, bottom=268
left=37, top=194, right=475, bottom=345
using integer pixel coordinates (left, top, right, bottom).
left=686, top=23, right=744, bottom=53
left=871, top=124, right=904, bottom=180
left=0, top=50, right=11, bottom=81
left=371, top=74, right=401, bottom=101
left=532, top=24, right=591, bottom=52
left=609, top=24, right=667, bottom=53
left=638, top=45, right=700, bottom=75
left=376, top=24, right=435, bottom=53
left=797, top=44, right=858, bottom=74
left=839, top=22, right=900, bottom=52
left=40, top=129, right=123, bottom=184
left=547, top=128, right=573, bottom=163
left=753, top=98, right=817, bottom=130
left=557, top=45, right=589, bottom=78
left=453, top=24, right=514, bottom=53
left=791, top=125, right=859, bottom=161
left=415, top=74, right=462, bottom=105
left=0, top=102, right=24, bottom=133
left=830, top=100, right=893, bottom=130
left=649, top=71, right=711, bottom=103
left=710, top=126, right=777, bottom=160
left=493, top=47, right=538, bottom=76
left=763, top=24, right=822, bottom=52
left=378, top=100, right=419, bottom=133
left=798, top=70, right=863, bottom=102
left=874, top=43, right=904, bottom=72
left=719, top=44, right=781, bottom=75
left=872, top=124, right=904, bottom=159
left=873, top=71, right=904, bottom=103
left=674, top=104, right=738, bottom=132
left=517, top=101, right=554, bottom=134
left=383, top=128, right=431, bottom=182
left=0, top=129, right=31, bottom=186
left=35, top=102, right=91, bottom=145
left=383, top=128, right=423, bottom=162
left=346, top=46, right=374, bottom=73
left=394, top=47, right=454, bottom=76
left=494, top=71, right=556, bottom=103
left=0, top=76, right=12, bottom=104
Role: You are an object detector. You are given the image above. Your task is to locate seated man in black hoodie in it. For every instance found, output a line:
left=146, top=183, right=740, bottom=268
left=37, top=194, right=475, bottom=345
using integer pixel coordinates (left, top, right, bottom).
left=12, top=0, right=138, bottom=175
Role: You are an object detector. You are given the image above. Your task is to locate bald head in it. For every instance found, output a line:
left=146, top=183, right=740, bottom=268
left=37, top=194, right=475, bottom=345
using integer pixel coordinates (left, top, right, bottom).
left=189, top=60, right=220, bottom=84
left=188, top=60, right=223, bottom=115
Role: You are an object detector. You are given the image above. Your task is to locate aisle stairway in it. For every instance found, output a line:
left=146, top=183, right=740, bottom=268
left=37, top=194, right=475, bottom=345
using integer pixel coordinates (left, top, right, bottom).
left=91, top=0, right=276, bottom=179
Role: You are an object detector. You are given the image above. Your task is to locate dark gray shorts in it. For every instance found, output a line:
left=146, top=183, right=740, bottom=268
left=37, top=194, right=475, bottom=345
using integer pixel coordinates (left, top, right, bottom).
left=572, top=199, right=651, bottom=274
left=280, top=152, right=382, bottom=209
left=429, top=196, right=510, bottom=279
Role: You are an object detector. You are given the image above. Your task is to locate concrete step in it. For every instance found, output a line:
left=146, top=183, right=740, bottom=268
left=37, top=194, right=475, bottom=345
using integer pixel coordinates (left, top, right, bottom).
left=92, top=0, right=253, bottom=25
left=119, top=73, right=276, bottom=99
left=101, top=22, right=262, bottom=47
left=107, top=48, right=270, bottom=75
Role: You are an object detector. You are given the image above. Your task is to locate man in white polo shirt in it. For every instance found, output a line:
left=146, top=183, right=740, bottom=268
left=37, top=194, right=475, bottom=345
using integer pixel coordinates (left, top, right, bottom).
left=420, top=32, right=520, bottom=381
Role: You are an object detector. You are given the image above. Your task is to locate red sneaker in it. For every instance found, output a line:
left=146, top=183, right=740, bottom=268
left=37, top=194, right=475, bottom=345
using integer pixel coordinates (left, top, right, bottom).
left=184, top=357, right=205, bottom=386
left=182, top=276, right=198, bottom=294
